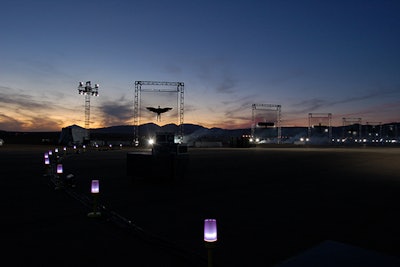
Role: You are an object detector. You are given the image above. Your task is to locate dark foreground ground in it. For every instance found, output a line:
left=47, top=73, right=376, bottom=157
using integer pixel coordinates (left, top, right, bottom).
left=2, top=144, right=400, bottom=266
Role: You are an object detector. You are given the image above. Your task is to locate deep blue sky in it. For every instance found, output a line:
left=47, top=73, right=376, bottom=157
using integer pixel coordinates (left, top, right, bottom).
left=1, top=0, right=399, bottom=131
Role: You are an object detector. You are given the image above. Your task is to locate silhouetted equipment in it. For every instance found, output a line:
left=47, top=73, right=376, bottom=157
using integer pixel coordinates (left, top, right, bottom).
left=257, top=122, right=275, bottom=127
left=146, top=106, right=173, bottom=121
left=127, top=132, right=189, bottom=182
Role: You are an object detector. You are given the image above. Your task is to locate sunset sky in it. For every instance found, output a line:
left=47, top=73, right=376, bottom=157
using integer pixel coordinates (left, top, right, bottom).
left=1, top=0, right=400, bottom=132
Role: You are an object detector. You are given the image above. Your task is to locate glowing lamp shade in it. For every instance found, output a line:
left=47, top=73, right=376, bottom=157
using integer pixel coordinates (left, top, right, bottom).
left=56, top=164, right=63, bottom=174
left=55, top=148, right=58, bottom=153
left=204, top=219, right=217, bottom=242
left=44, top=158, right=50, bottom=165
left=44, top=152, right=49, bottom=159
left=91, top=180, right=100, bottom=194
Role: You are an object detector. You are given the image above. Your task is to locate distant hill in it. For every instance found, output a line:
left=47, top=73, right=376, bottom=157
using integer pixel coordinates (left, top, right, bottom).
left=1, top=122, right=399, bottom=145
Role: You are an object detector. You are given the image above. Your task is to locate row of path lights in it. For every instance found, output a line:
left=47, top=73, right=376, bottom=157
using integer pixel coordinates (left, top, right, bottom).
left=43, top=147, right=77, bottom=189
left=44, top=149, right=218, bottom=266
left=87, top=179, right=219, bottom=266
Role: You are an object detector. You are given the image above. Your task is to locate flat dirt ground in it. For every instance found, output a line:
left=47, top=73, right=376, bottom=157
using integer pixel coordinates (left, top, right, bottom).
left=2, top=144, right=400, bottom=267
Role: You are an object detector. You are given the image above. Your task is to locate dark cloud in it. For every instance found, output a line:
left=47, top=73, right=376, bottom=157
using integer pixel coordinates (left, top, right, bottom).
left=0, top=114, right=25, bottom=131
left=163, top=64, right=182, bottom=74
left=290, top=89, right=397, bottom=115
left=215, top=76, right=236, bottom=94
left=0, top=113, right=63, bottom=132
left=0, top=87, right=50, bottom=110
left=194, top=57, right=238, bottom=94
left=98, top=99, right=133, bottom=126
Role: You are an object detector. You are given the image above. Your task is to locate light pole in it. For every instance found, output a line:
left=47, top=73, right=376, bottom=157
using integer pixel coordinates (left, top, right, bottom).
left=78, top=81, right=99, bottom=143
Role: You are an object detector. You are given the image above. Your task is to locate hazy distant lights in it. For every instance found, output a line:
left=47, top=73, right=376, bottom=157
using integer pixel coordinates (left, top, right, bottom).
left=249, top=137, right=260, bottom=143
left=148, top=138, right=155, bottom=145
left=299, top=137, right=309, bottom=142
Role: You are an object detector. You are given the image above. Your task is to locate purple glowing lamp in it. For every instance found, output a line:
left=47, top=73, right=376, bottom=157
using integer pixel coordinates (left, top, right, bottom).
left=56, top=164, right=63, bottom=174
left=44, top=158, right=50, bottom=165
left=204, top=219, right=217, bottom=242
left=91, top=179, right=100, bottom=194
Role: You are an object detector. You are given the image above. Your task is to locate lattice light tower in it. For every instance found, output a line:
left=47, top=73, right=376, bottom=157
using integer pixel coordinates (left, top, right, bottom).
left=133, top=81, right=184, bottom=145
left=308, top=113, right=332, bottom=140
left=251, top=103, right=282, bottom=144
left=78, top=81, right=99, bottom=141
left=342, top=117, right=362, bottom=140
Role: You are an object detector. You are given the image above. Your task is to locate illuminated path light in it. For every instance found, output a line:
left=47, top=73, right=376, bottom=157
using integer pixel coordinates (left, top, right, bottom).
left=204, top=219, right=217, bottom=267
left=204, top=219, right=217, bottom=242
left=53, top=163, right=64, bottom=190
left=88, top=179, right=101, bottom=218
left=43, top=152, right=51, bottom=176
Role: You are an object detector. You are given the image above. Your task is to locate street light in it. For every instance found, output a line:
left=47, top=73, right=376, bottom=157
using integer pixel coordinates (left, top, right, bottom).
left=78, top=81, right=99, bottom=143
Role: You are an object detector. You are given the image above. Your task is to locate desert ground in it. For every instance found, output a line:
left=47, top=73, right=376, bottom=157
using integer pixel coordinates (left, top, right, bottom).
left=2, top=144, right=400, bottom=266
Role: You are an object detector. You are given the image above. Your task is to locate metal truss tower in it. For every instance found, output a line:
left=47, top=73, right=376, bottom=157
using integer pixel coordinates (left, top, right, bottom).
left=308, top=113, right=332, bottom=139
left=251, top=103, right=282, bottom=144
left=78, top=81, right=99, bottom=141
left=133, top=81, right=184, bottom=145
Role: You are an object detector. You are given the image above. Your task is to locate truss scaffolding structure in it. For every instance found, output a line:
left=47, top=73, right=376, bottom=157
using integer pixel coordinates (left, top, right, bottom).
left=308, top=113, right=332, bottom=139
left=133, top=81, right=184, bottom=145
left=251, top=103, right=282, bottom=144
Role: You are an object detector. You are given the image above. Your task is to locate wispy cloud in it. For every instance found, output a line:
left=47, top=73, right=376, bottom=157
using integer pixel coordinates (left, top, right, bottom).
left=290, top=88, right=399, bottom=115
left=0, top=86, right=51, bottom=110
left=98, top=97, right=133, bottom=126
